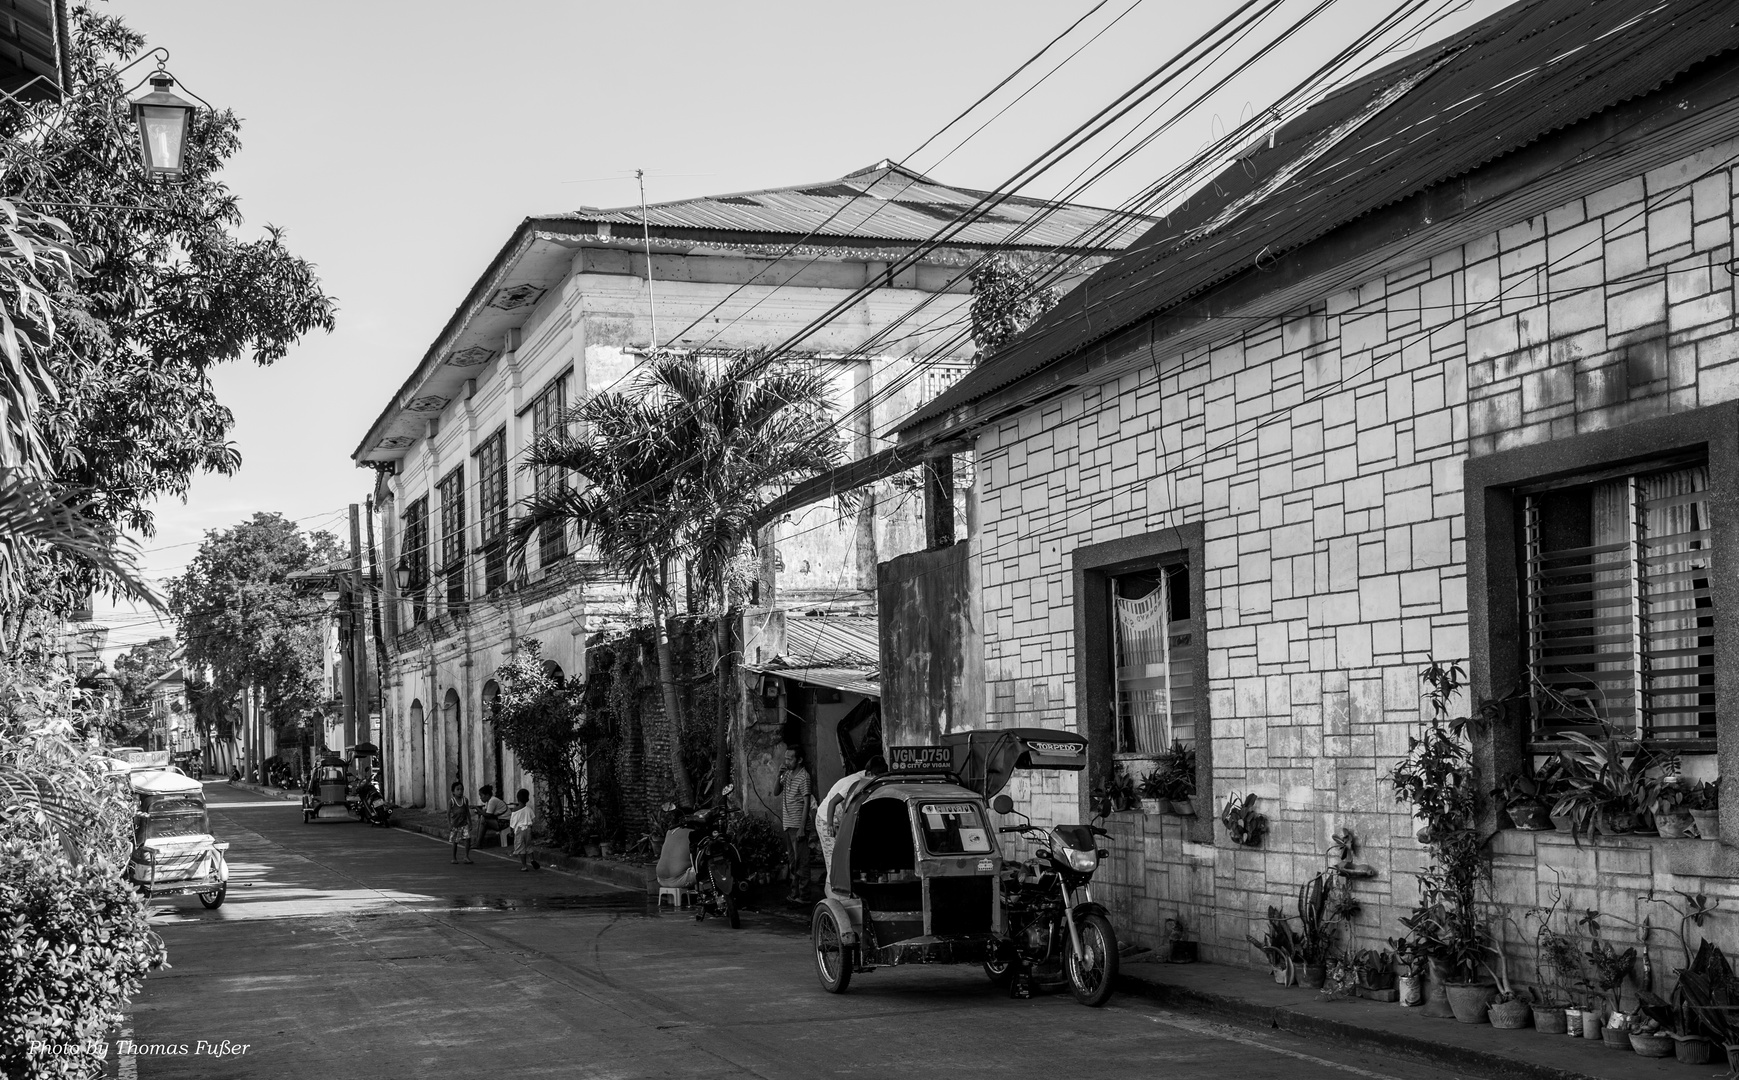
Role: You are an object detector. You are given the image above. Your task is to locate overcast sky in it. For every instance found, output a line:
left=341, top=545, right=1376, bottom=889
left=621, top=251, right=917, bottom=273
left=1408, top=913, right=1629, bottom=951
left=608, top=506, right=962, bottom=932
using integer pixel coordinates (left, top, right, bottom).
left=96, top=0, right=1508, bottom=654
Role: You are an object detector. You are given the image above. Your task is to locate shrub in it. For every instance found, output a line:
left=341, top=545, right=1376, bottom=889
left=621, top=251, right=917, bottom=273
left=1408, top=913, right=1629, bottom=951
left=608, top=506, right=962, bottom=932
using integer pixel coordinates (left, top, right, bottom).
left=729, top=812, right=789, bottom=876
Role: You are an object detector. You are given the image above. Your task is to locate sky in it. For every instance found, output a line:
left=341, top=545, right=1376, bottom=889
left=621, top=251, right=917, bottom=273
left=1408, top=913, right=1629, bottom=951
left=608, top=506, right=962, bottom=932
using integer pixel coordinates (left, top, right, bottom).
left=95, top=0, right=1509, bottom=656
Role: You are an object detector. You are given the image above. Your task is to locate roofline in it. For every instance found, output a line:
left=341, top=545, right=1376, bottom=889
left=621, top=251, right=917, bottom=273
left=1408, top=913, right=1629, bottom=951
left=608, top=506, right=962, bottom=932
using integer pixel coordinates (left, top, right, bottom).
left=896, top=47, right=1739, bottom=443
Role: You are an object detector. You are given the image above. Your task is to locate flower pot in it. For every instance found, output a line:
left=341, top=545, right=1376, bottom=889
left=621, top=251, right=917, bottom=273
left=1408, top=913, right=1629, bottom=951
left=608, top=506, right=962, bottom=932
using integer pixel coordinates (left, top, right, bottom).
left=598, top=842, right=615, bottom=857
left=1601, top=808, right=1639, bottom=834
left=1360, top=971, right=1397, bottom=991
left=1673, top=1034, right=1713, bottom=1064
left=1445, top=983, right=1496, bottom=1024
left=1630, top=1032, right=1673, bottom=1058
left=582, top=842, right=601, bottom=858
left=1397, top=975, right=1422, bottom=1006
left=1581, top=1008, right=1604, bottom=1040
left=1657, top=811, right=1696, bottom=838
left=1421, top=963, right=1456, bottom=1019
left=1271, top=964, right=1295, bottom=986
left=1600, top=1017, right=1632, bottom=1050
left=1532, top=1005, right=1567, bottom=1034
left=1300, top=964, right=1327, bottom=989
left=1173, top=797, right=1196, bottom=816
left=1508, top=803, right=1556, bottom=830
left=1692, top=809, right=1721, bottom=840
left=1140, top=798, right=1171, bottom=815
left=1489, top=998, right=1531, bottom=1029
left=1565, top=1006, right=1582, bottom=1035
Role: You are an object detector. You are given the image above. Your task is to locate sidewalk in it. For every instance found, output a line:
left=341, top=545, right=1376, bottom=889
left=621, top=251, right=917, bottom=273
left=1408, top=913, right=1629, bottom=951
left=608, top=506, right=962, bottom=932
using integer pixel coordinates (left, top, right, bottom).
left=1117, top=960, right=1690, bottom=1080
left=391, top=806, right=654, bottom=892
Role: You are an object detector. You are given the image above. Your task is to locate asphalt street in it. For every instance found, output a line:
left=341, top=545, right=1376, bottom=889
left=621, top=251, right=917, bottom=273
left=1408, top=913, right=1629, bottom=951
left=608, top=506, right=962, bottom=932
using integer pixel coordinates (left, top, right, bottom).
left=121, top=783, right=1492, bottom=1080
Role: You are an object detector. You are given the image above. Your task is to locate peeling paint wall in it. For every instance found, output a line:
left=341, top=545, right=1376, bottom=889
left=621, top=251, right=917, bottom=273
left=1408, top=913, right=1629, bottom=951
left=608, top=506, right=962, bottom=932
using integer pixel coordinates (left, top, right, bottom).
left=877, top=540, right=984, bottom=747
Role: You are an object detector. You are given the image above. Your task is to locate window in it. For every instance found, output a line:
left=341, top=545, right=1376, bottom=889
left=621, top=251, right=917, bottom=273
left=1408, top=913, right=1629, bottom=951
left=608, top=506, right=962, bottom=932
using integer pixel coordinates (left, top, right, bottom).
left=1522, top=460, right=1713, bottom=742
left=1073, top=524, right=1212, bottom=842
left=402, top=496, right=429, bottom=627
left=438, top=465, right=466, bottom=613
left=474, top=429, right=508, bottom=593
left=1113, top=560, right=1199, bottom=754
left=530, top=375, right=568, bottom=565
left=917, top=802, right=992, bottom=854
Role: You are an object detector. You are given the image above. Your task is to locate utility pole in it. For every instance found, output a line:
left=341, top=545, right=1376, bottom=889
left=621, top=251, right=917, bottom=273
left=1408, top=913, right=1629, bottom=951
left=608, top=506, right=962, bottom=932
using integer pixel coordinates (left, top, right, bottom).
left=366, top=495, right=391, bottom=798
left=349, top=503, right=368, bottom=749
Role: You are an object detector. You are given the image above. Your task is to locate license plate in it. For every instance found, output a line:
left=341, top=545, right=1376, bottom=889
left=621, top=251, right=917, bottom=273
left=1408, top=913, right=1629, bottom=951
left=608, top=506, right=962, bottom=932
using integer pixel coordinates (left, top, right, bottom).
left=889, top=746, right=951, bottom=771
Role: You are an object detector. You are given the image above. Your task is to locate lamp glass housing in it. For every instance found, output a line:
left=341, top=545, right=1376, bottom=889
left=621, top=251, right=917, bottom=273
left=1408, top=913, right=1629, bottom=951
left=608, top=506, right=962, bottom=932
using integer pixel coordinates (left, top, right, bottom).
left=130, top=75, right=197, bottom=180
left=395, top=562, right=412, bottom=590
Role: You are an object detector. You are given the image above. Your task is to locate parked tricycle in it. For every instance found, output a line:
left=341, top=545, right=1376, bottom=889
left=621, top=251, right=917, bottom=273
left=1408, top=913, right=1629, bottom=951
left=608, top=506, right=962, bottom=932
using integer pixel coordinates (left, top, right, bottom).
left=126, top=768, right=228, bottom=909
left=301, top=757, right=355, bottom=823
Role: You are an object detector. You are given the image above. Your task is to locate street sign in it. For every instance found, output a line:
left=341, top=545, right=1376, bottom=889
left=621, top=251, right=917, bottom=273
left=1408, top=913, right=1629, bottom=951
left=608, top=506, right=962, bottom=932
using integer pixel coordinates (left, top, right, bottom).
left=888, top=745, right=952, bottom=772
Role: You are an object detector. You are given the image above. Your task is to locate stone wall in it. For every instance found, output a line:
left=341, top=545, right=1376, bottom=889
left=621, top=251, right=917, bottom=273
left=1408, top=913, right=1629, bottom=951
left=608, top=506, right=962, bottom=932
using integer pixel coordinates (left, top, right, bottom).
left=973, top=133, right=1739, bottom=977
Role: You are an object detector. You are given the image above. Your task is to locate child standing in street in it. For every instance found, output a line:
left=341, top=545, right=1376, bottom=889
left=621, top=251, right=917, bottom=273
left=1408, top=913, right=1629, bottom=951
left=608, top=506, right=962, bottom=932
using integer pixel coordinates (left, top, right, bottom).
left=510, top=788, right=538, bottom=871
left=448, top=780, right=473, bottom=864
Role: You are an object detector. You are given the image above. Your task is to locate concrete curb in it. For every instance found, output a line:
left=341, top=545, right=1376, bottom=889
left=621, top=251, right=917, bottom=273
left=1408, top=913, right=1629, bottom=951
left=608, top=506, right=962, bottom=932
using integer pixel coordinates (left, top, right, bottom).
left=227, top=781, right=297, bottom=802
left=390, top=815, right=656, bottom=892
left=1116, top=966, right=1627, bottom=1080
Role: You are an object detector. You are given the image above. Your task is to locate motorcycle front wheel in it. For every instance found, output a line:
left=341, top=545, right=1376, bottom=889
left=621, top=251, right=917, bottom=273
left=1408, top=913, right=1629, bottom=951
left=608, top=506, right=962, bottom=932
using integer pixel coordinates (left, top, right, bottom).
left=983, top=954, right=1014, bottom=986
left=708, top=857, right=740, bottom=928
left=1064, top=911, right=1118, bottom=1006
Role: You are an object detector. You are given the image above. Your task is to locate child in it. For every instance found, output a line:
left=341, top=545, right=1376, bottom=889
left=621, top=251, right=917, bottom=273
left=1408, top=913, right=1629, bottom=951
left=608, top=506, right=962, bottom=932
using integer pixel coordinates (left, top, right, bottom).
left=448, top=780, right=473, bottom=864
left=510, top=788, right=538, bottom=871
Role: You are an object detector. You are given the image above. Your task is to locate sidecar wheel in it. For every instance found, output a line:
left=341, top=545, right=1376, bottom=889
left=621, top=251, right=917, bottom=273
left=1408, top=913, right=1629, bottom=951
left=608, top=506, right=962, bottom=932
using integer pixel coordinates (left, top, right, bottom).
left=813, top=906, right=853, bottom=993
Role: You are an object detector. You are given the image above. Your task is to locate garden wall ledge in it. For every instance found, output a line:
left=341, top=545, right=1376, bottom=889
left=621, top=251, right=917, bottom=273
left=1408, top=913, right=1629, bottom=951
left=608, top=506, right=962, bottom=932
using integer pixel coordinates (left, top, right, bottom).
left=1489, top=827, right=1739, bottom=878
left=1118, top=959, right=1680, bottom=1080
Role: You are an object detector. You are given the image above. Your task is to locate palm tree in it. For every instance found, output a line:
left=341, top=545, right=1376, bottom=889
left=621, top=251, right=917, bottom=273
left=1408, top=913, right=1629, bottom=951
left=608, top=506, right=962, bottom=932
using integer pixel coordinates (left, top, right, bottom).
left=514, top=350, right=844, bottom=804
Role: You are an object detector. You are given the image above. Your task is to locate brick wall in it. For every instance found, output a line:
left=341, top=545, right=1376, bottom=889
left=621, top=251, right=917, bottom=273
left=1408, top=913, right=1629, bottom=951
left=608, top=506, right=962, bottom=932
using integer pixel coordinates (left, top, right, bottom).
left=975, top=133, right=1739, bottom=978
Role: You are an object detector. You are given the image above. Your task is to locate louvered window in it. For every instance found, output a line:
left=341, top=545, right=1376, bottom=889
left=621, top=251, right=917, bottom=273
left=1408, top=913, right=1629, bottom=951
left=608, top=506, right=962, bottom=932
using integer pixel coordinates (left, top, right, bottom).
left=530, top=376, right=568, bottom=566
left=474, top=429, right=507, bottom=593
left=1113, top=560, right=1200, bottom=754
left=1524, top=461, right=1714, bottom=744
left=438, top=466, right=466, bottom=613
left=402, top=496, right=429, bottom=627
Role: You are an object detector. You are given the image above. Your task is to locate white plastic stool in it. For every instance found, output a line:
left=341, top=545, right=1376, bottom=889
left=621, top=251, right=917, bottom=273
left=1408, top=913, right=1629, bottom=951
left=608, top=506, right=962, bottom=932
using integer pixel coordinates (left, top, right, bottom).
left=657, top=887, right=693, bottom=910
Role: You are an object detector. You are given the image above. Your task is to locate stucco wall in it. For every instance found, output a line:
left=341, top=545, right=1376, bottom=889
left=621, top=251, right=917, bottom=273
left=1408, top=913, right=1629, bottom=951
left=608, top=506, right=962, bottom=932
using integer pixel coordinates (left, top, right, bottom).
left=974, top=133, right=1739, bottom=978
left=878, top=540, right=985, bottom=745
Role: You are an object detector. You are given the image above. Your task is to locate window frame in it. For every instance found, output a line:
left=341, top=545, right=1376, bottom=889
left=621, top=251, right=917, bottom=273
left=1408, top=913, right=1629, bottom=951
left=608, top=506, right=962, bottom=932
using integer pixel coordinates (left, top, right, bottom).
left=1073, top=523, right=1211, bottom=842
left=401, top=495, right=430, bottom=627
left=473, top=427, right=508, bottom=593
left=1467, top=401, right=1739, bottom=835
left=437, top=465, right=467, bottom=613
left=528, top=373, right=569, bottom=566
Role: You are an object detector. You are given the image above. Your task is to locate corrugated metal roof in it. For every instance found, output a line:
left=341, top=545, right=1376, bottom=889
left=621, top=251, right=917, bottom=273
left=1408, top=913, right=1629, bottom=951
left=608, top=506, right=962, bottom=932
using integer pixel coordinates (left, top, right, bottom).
left=780, top=616, right=879, bottom=667
left=760, top=666, right=880, bottom=699
left=555, top=161, right=1152, bottom=253
left=901, top=0, right=1739, bottom=433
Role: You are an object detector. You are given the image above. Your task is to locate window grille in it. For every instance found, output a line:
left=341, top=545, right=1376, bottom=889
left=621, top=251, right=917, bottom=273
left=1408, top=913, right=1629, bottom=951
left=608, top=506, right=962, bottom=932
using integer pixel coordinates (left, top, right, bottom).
left=530, top=377, right=568, bottom=565
left=438, top=465, right=466, bottom=613
left=1113, top=561, right=1198, bottom=754
left=1524, top=463, right=1714, bottom=742
left=474, top=430, right=508, bottom=593
left=402, top=496, right=429, bottom=627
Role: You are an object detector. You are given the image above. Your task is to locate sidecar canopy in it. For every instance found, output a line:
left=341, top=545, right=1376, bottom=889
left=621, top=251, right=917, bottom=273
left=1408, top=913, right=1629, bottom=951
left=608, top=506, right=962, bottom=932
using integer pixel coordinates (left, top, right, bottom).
left=941, top=727, right=1087, bottom=798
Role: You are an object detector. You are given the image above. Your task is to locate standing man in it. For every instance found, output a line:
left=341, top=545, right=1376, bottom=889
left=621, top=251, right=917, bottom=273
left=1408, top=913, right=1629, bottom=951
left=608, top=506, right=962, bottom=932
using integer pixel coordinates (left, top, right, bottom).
left=774, top=744, right=813, bottom=904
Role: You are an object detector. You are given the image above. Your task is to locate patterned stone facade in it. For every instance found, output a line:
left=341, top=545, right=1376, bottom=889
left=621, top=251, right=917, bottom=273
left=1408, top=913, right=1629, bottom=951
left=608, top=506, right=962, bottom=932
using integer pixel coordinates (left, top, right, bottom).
left=972, top=133, right=1739, bottom=973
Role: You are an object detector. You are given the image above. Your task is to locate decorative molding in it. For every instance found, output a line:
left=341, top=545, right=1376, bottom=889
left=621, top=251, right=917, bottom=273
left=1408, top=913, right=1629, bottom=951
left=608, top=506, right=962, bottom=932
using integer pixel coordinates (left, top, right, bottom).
left=375, top=436, right=414, bottom=450
left=444, top=345, right=497, bottom=367
left=406, top=395, right=448, bottom=413
left=488, top=283, right=546, bottom=310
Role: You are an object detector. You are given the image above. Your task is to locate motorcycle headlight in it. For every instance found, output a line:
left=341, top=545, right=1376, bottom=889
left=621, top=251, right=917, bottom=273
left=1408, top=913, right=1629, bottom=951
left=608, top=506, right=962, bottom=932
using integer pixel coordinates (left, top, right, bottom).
left=1064, top=847, right=1098, bottom=872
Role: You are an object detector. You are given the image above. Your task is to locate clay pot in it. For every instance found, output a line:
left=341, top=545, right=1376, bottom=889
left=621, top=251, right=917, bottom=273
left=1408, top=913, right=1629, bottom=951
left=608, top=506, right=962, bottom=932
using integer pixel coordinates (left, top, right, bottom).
left=1173, top=798, right=1196, bottom=816
left=1489, top=998, right=1531, bottom=1029
left=1692, top=809, right=1721, bottom=839
left=1532, top=1005, right=1567, bottom=1034
left=1581, top=1008, right=1604, bottom=1040
left=1445, top=983, right=1496, bottom=1024
left=1672, top=1034, right=1713, bottom=1064
left=1299, top=964, right=1327, bottom=989
left=1565, top=1006, right=1582, bottom=1036
left=1508, top=803, right=1555, bottom=830
left=1140, top=798, right=1170, bottom=815
left=1601, top=1017, right=1632, bottom=1050
left=1630, top=1032, right=1673, bottom=1058
left=1657, top=811, right=1696, bottom=838
left=1601, top=808, right=1639, bottom=834
left=1397, top=975, right=1422, bottom=1006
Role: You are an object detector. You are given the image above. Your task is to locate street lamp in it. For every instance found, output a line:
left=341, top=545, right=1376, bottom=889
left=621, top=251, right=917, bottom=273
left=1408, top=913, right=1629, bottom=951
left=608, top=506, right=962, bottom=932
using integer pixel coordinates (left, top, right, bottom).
left=395, top=557, right=412, bottom=590
left=129, top=73, right=198, bottom=180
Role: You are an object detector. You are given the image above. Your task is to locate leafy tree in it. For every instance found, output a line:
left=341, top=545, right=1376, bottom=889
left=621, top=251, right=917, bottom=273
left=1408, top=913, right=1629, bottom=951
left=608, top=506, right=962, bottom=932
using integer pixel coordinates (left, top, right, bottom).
left=488, top=639, right=585, bottom=846
left=515, top=351, right=842, bottom=803
left=111, top=634, right=176, bottom=708
left=167, top=513, right=342, bottom=763
left=0, top=7, right=335, bottom=619
left=968, top=253, right=1060, bottom=358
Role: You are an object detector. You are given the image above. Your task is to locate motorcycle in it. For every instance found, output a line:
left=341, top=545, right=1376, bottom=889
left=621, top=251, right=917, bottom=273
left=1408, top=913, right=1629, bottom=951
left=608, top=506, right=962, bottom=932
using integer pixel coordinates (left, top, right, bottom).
left=358, top=773, right=393, bottom=827
left=662, top=784, right=747, bottom=928
left=986, top=792, right=1119, bottom=1006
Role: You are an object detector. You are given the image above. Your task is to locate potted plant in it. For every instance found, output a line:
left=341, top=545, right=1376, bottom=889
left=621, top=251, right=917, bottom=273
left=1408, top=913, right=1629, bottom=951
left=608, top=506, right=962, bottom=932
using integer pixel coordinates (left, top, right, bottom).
left=1158, top=741, right=1197, bottom=815
left=1673, top=940, right=1739, bottom=1065
left=1688, top=780, right=1721, bottom=840
left=1219, top=790, right=1267, bottom=847
left=1293, top=871, right=1356, bottom=989
left=1248, top=906, right=1300, bottom=985
left=1585, top=939, right=1637, bottom=1050
left=1492, top=770, right=1560, bottom=831
left=1091, top=762, right=1141, bottom=816
left=1546, top=724, right=1671, bottom=841
left=1136, top=761, right=1171, bottom=815
left=1484, top=937, right=1532, bottom=1029
left=1389, top=936, right=1428, bottom=1006
left=1655, top=780, right=1696, bottom=838
left=1164, top=916, right=1198, bottom=963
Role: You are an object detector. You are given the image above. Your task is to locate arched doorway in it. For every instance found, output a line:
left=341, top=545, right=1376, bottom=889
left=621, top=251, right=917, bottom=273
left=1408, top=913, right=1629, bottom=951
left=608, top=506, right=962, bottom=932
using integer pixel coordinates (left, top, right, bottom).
left=408, top=699, right=426, bottom=808
left=482, top=679, right=503, bottom=798
left=443, top=687, right=462, bottom=803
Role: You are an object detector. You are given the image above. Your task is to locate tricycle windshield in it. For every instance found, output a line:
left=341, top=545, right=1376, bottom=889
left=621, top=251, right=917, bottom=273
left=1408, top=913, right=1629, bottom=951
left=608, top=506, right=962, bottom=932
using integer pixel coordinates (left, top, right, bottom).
left=917, top=802, right=991, bottom=855
left=138, top=808, right=209, bottom=842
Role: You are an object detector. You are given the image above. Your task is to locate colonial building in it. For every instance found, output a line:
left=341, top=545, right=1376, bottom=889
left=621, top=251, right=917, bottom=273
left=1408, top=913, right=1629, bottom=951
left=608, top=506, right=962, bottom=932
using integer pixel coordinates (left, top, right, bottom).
left=352, top=163, right=1143, bottom=812
left=874, top=0, right=1739, bottom=976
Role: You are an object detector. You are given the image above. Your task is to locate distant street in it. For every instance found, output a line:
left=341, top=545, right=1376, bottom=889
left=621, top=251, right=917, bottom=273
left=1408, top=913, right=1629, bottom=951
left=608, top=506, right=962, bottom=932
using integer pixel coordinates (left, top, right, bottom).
left=117, top=783, right=1487, bottom=1080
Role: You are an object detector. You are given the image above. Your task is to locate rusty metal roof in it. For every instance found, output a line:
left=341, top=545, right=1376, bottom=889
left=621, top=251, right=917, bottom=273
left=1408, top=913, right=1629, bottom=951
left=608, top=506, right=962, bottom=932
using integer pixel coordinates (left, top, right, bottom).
left=557, top=161, right=1152, bottom=253
left=901, top=0, right=1739, bottom=434
left=0, top=0, right=68, bottom=101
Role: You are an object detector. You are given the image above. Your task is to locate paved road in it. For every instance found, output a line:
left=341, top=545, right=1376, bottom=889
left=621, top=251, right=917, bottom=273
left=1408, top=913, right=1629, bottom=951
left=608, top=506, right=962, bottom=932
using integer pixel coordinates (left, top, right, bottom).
left=122, top=784, right=1486, bottom=1080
